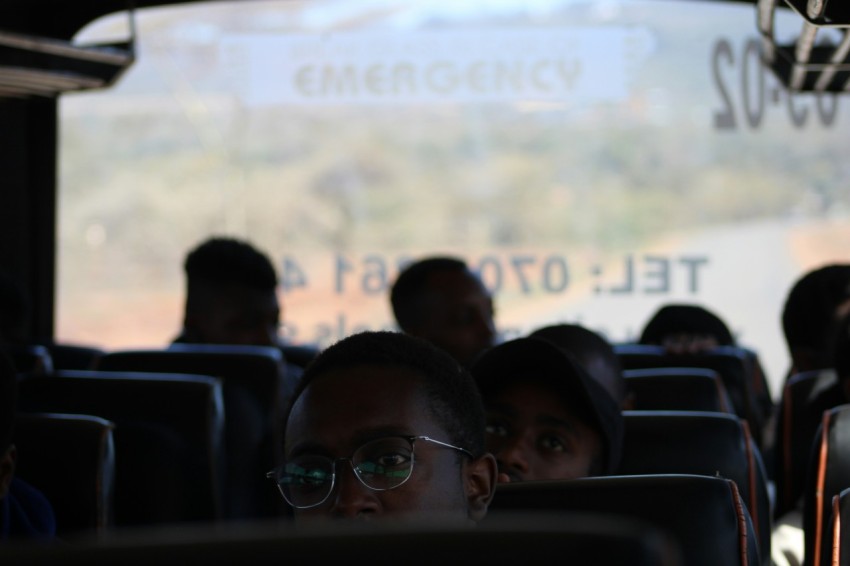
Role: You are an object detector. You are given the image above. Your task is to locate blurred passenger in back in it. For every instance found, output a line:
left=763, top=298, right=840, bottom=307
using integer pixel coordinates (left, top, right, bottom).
left=469, top=337, right=623, bottom=483
left=389, top=256, right=496, bottom=368
left=780, top=263, right=850, bottom=380
left=638, top=303, right=735, bottom=355
left=528, top=323, right=633, bottom=410
left=271, top=330, right=497, bottom=525
left=0, top=351, right=56, bottom=541
left=174, top=236, right=318, bottom=372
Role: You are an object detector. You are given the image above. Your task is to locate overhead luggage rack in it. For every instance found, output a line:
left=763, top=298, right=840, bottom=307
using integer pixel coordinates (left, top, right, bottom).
left=758, top=0, right=850, bottom=92
left=0, top=11, right=135, bottom=99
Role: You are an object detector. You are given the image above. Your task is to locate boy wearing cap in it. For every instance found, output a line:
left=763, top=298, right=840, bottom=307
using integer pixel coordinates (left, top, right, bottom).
left=469, top=337, right=623, bottom=483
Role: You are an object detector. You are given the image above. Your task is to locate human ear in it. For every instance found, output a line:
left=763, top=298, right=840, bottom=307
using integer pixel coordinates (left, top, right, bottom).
left=464, top=452, right=498, bottom=523
left=0, top=445, right=17, bottom=499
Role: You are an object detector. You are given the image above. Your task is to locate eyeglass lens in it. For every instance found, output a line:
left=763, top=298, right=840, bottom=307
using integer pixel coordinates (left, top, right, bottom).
left=276, top=436, right=416, bottom=508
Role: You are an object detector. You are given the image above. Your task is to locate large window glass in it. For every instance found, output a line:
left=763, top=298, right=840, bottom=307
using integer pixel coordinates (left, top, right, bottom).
left=59, top=0, right=850, bottom=395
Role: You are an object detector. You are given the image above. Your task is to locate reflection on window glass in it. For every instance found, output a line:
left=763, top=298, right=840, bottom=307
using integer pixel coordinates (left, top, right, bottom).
left=59, top=0, right=850, bottom=395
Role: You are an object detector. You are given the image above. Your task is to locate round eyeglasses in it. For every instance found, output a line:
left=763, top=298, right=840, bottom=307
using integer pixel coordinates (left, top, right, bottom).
left=267, top=435, right=473, bottom=509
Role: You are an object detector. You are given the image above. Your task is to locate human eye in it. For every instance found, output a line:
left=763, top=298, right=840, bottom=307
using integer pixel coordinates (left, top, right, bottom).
left=538, top=432, right=572, bottom=454
left=356, top=439, right=413, bottom=480
left=485, top=419, right=509, bottom=437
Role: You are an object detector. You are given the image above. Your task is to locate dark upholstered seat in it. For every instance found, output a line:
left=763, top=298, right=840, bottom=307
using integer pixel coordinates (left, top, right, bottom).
left=617, top=410, right=771, bottom=564
left=17, top=371, right=226, bottom=528
left=773, top=369, right=835, bottom=519
left=802, top=404, right=850, bottom=566
left=13, top=412, right=116, bottom=537
left=489, top=474, right=760, bottom=566
left=614, top=343, right=771, bottom=448
left=623, top=367, right=734, bottom=413
left=0, top=512, right=682, bottom=566
left=95, top=344, right=289, bottom=520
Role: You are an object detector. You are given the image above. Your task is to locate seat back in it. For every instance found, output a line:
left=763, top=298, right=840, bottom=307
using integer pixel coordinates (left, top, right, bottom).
left=13, top=412, right=116, bottom=537
left=829, top=487, right=850, bottom=566
left=614, top=343, right=768, bottom=446
left=3, top=344, right=53, bottom=375
left=38, top=342, right=104, bottom=370
left=617, top=410, right=771, bottom=563
left=0, top=512, right=683, bottom=566
left=489, top=473, right=760, bottom=566
left=803, top=404, right=850, bottom=566
left=622, top=367, right=734, bottom=413
left=17, top=371, right=226, bottom=527
left=774, top=369, right=834, bottom=518
left=95, top=344, right=288, bottom=520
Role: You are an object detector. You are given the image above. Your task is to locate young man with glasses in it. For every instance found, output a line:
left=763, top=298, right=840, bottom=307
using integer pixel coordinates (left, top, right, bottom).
left=269, top=330, right=498, bottom=524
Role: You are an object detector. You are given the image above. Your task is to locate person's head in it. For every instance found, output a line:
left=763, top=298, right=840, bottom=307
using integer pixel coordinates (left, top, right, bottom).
left=389, top=256, right=496, bottom=367
left=470, top=337, right=623, bottom=483
left=276, top=330, right=497, bottom=525
left=0, top=351, right=17, bottom=501
left=638, top=303, right=735, bottom=354
left=782, top=264, right=850, bottom=375
left=181, top=236, right=281, bottom=346
left=528, top=323, right=631, bottom=410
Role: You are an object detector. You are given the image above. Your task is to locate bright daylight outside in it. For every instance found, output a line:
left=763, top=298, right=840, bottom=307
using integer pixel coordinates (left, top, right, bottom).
left=58, top=0, right=850, bottom=397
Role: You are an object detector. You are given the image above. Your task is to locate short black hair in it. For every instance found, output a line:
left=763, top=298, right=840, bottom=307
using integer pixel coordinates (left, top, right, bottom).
left=184, top=236, right=278, bottom=313
left=286, top=330, right=487, bottom=457
left=639, top=304, right=735, bottom=346
left=782, top=264, right=850, bottom=358
left=0, top=350, right=17, bottom=454
left=390, top=256, right=469, bottom=332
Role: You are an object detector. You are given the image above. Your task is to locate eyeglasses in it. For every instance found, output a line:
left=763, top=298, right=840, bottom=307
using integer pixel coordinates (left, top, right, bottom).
left=267, top=435, right=473, bottom=509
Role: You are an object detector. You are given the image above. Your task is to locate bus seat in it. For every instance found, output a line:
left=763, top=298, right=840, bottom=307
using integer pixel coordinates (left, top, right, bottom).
left=0, top=511, right=682, bottom=565
left=95, top=344, right=288, bottom=520
left=773, top=369, right=831, bottom=519
left=617, top=410, right=771, bottom=564
left=16, top=371, right=226, bottom=528
left=803, top=404, right=850, bottom=566
left=829, top=488, right=850, bottom=566
left=614, top=343, right=769, bottom=448
left=37, top=342, right=104, bottom=370
left=623, top=367, right=734, bottom=413
left=3, top=344, right=53, bottom=376
left=489, top=473, right=761, bottom=566
left=13, top=412, right=116, bottom=537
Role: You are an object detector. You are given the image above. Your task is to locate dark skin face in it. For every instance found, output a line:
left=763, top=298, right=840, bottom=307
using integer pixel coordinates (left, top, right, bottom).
left=409, top=270, right=496, bottom=367
left=483, top=381, right=604, bottom=483
left=185, top=285, right=281, bottom=346
left=284, top=364, right=497, bottom=524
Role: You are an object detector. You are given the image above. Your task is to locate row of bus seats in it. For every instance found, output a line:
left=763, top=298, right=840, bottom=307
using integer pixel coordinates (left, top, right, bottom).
left=5, top=338, right=782, bottom=565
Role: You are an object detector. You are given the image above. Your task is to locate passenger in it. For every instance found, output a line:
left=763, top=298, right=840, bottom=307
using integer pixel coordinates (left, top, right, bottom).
left=779, top=263, right=850, bottom=380
left=271, top=330, right=498, bottom=525
left=0, top=351, right=56, bottom=541
left=528, top=323, right=634, bottom=410
left=638, top=303, right=736, bottom=355
left=389, top=256, right=496, bottom=368
left=469, top=336, right=623, bottom=483
left=173, top=235, right=317, bottom=380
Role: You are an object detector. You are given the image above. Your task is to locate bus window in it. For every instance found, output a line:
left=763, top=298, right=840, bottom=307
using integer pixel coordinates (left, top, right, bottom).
left=58, top=0, right=850, bottom=397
